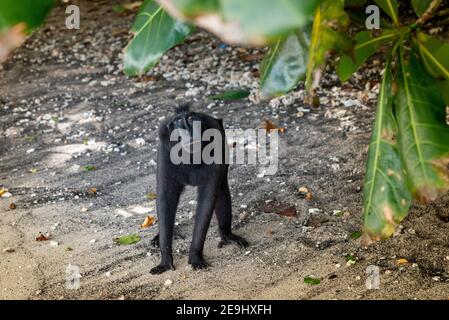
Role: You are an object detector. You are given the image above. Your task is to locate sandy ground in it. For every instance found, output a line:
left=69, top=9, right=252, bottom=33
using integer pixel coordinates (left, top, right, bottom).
left=1, top=1, right=449, bottom=300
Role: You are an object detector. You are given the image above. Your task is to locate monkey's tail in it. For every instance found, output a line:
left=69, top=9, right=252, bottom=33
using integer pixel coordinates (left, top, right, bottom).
left=175, top=103, right=190, bottom=114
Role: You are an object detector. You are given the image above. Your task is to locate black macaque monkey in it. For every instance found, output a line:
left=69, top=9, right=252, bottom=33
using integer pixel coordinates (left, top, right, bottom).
left=150, top=104, right=248, bottom=275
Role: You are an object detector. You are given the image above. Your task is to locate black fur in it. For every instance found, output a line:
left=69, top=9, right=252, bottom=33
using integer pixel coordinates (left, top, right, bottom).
left=150, top=106, right=248, bottom=275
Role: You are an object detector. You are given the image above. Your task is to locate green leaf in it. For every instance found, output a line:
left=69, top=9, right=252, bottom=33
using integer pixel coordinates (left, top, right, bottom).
left=208, top=89, right=250, bottom=100
left=412, top=0, right=432, bottom=17
left=220, top=0, right=322, bottom=43
left=345, top=254, right=356, bottom=262
left=171, top=0, right=220, bottom=16
left=396, top=47, right=449, bottom=203
left=82, top=165, right=96, bottom=171
left=259, top=28, right=310, bottom=99
left=439, top=80, right=449, bottom=104
left=417, top=32, right=449, bottom=80
left=363, top=56, right=412, bottom=240
left=124, top=0, right=193, bottom=76
left=303, top=276, right=320, bottom=285
left=0, top=0, right=54, bottom=32
left=349, top=231, right=362, bottom=239
left=374, top=0, right=399, bottom=25
left=337, top=29, right=399, bottom=82
left=114, top=234, right=141, bottom=245
left=306, top=0, right=351, bottom=98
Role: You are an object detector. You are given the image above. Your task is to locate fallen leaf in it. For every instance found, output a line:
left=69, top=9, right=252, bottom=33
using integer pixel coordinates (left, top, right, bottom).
left=276, top=205, right=297, bottom=218
left=123, top=1, right=143, bottom=10
left=208, top=89, right=250, bottom=101
left=135, top=75, right=159, bottom=82
left=146, top=192, right=157, bottom=200
left=9, top=203, right=17, bottom=210
left=140, top=215, right=156, bottom=229
left=260, top=120, right=286, bottom=133
left=0, top=188, right=8, bottom=197
left=87, top=187, right=97, bottom=195
left=114, top=234, right=141, bottom=245
left=237, top=52, right=264, bottom=62
left=35, top=233, right=52, bottom=242
left=82, top=165, right=96, bottom=171
left=349, top=231, right=362, bottom=239
left=396, top=258, right=409, bottom=266
left=298, top=187, right=313, bottom=201
left=29, top=168, right=39, bottom=173
left=304, top=276, right=321, bottom=285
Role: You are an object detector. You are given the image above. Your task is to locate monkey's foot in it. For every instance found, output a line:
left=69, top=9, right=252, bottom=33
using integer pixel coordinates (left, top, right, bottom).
left=188, top=256, right=210, bottom=270
left=150, top=263, right=174, bottom=275
left=218, top=233, right=248, bottom=248
left=151, top=234, right=159, bottom=248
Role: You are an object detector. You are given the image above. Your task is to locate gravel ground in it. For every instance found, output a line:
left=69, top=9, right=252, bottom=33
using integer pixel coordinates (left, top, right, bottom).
left=1, top=0, right=449, bottom=300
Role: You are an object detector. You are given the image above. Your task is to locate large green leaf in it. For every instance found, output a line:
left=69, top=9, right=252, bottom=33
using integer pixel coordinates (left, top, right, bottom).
left=363, top=56, right=412, bottom=240
left=374, top=0, right=399, bottom=25
left=259, top=28, right=310, bottom=99
left=219, top=0, right=321, bottom=43
left=411, top=0, right=432, bottom=17
left=440, top=80, right=449, bottom=104
left=0, top=0, right=54, bottom=32
left=396, top=48, right=449, bottom=203
left=305, top=0, right=351, bottom=98
left=124, top=0, right=193, bottom=76
left=170, top=0, right=220, bottom=16
left=337, top=29, right=399, bottom=82
left=417, top=32, right=449, bottom=80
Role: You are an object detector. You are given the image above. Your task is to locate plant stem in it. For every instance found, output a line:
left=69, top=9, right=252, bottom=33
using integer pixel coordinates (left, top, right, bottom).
left=413, top=0, right=442, bottom=28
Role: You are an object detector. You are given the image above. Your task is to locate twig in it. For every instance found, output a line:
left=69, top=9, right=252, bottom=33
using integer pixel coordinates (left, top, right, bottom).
left=413, top=0, right=443, bottom=27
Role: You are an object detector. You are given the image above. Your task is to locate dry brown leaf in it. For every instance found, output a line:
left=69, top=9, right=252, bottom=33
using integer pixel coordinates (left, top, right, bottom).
left=140, top=215, right=156, bottom=229
left=87, top=187, right=97, bottom=195
left=35, top=233, right=52, bottom=242
left=135, top=75, right=159, bottom=82
left=396, top=258, right=409, bottom=266
left=146, top=192, right=157, bottom=200
left=0, top=23, right=27, bottom=63
left=238, top=52, right=264, bottom=62
left=9, top=203, right=17, bottom=210
left=298, top=187, right=313, bottom=201
left=277, top=205, right=297, bottom=218
left=260, top=120, right=285, bottom=133
left=123, top=1, right=143, bottom=11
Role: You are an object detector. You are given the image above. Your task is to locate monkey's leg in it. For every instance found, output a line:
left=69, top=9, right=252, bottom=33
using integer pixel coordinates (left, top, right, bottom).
left=215, top=180, right=248, bottom=248
left=150, top=182, right=182, bottom=275
left=188, top=182, right=218, bottom=270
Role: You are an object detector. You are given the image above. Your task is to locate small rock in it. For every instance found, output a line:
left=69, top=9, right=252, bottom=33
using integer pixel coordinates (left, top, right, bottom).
left=89, top=239, right=96, bottom=244
left=135, top=138, right=146, bottom=146
left=3, top=247, right=15, bottom=253
left=50, top=241, right=59, bottom=247
left=164, top=279, right=173, bottom=287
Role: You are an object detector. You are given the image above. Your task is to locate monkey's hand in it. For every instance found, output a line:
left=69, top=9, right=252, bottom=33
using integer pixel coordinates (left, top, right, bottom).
left=218, top=233, right=248, bottom=248
left=150, top=262, right=175, bottom=275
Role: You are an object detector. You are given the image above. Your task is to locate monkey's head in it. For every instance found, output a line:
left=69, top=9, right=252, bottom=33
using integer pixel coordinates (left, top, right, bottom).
left=159, top=104, right=224, bottom=153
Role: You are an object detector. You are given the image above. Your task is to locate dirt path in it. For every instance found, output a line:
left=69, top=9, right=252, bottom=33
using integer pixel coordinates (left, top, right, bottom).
left=1, top=1, right=448, bottom=300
